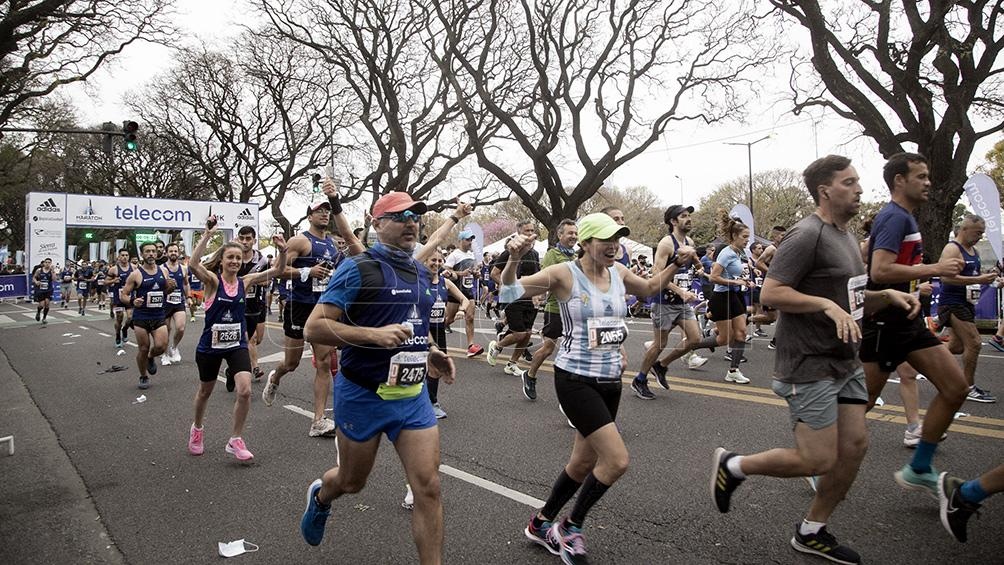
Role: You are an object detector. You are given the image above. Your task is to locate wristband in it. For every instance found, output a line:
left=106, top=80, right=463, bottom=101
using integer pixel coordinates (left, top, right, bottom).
left=327, top=194, right=343, bottom=215
left=449, top=216, right=460, bottom=223
left=299, top=267, right=311, bottom=282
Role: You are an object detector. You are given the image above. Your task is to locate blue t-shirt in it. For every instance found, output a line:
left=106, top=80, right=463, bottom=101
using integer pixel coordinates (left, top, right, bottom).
left=866, top=201, right=925, bottom=325
left=713, top=246, right=746, bottom=292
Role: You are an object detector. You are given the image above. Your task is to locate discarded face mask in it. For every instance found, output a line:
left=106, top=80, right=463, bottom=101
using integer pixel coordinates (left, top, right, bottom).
left=218, top=539, right=259, bottom=558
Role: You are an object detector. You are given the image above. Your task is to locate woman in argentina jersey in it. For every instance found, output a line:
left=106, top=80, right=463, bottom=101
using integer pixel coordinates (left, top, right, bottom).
left=499, top=213, right=694, bottom=564
left=186, top=216, right=287, bottom=463
left=423, top=248, right=471, bottom=420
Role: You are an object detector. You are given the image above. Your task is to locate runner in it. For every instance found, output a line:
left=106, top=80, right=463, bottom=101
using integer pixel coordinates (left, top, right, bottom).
left=499, top=213, right=693, bottom=564
left=161, top=243, right=191, bottom=367
left=938, top=463, right=1003, bottom=543
left=262, top=179, right=363, bottom=437
left=424, top=248, right=471, bottom=418
left=443, top=230, right=484, bottom=358
left=631, top=205, right=709, bottom=400
left=59, top=263, right=74, bottom=308
left=74, top=260, right=96, bottom=315
left=106, top=248, right=133, bottom=348
left=754, top=226, right=786, bottom=348
left=600, top=206, right=631, bottom=266
left=862, top=152, right=968, bottom=497
left=186, top=216, right=287, bottom=463
left=120, top=242, right=177, bottom=389
left=487, top=220, right=542, bottom=375
left=297, top=191, right=455, bottom=565
left=232, top=226, right=270, bottom=388
left=711, top=154, right=921, bottom=565
left=186, top=255, right=204, bottom=323
left=31, top=258, right=54, bottom=325
left=154, top=240, right=167, bottom=265
left=937, top=214, right=998, bottom=403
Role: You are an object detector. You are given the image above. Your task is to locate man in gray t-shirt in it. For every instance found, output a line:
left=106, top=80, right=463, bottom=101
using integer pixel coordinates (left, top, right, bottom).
left=709, top=155, right=919, bottom=564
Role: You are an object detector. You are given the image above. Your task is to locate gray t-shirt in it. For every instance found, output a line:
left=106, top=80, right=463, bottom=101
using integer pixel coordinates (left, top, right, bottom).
left=767, top=214, right=865, bottom=384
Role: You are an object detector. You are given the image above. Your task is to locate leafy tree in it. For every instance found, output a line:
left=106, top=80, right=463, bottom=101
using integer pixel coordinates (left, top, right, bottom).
left=978, top=138, right=1004, bottom=209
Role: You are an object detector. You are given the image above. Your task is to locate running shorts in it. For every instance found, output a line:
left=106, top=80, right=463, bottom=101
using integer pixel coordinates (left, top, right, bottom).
left=859, top=318, right=942, bottom=373
left=554, top=366, right=622, bottom=438
left=195, top=348, right=252, bottom=383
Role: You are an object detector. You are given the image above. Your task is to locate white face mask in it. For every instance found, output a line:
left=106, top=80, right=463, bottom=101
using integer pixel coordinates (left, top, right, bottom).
left=218, top=539, right=258, bottom=558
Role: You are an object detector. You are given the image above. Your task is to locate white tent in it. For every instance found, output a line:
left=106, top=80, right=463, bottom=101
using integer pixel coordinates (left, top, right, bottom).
left=482, top=234, right=652, bottom=260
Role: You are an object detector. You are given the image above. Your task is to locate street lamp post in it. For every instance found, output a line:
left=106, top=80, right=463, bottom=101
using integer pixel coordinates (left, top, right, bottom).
left=725, top=134, right=771, bottom=218
left=674, top=174, right=683, bottom=202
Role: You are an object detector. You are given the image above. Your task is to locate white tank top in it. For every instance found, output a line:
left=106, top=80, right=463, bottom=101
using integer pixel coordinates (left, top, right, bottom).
left=555, top=261, right=628, bottom=380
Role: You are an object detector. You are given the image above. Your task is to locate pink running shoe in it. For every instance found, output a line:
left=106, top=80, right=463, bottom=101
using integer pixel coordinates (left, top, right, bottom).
left=188, top=425, right=204, bottom=456
left=225, top=437, right=254, bottom=462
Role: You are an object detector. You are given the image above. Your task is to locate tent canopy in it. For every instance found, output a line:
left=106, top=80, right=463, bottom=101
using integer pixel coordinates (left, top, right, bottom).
left=482, top=233, right=653, bottom=260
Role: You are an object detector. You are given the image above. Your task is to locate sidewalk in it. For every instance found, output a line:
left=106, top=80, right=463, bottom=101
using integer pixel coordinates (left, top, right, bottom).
left=0, top=344, right=125, bottom=565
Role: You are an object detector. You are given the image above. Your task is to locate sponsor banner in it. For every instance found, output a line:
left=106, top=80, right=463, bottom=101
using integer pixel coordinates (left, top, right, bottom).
left=100, top=241, right=111, bottom=262
left=179, top=230, right=194, bottom=257
left=728, top=204, right=755, bottom=253
left=65, top=194, right=259, bottom=232
left=26, top=192, right=66, bottom=269
left=88, top=242, right=98, bottom=261
left=15, top=250, right=24, bottom=267
left=963, top=173, right=1002, bottom=262
left=0, top=274, right=29, bottom=299
left=67, top=245, right=78, bottom=262
left=467, top=223, right=484, bottom=258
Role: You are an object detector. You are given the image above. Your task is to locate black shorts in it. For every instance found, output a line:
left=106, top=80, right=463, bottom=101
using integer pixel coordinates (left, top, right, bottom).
left=448, top=284, right=475, bottom=304
left=504, top=301, right=538, bottom=333
left=246, top=315, right=259, bottom=337
left=542, top=311, right=563, bottom=340
left=554, top=366, right=622, bottom=438
left=34, top=292, right=52, bottom=302
left=283, top=301, right=314, bottom=340
left=860, top=318, right=943, bottom=373
left=429, top=325, right=447, bottom=351
left=164, top=305, right=186, bottom=318
left=195, top=349, right=252, bottom=383
left=132, top=318, right=166, bottom=333
left=937, top=303, right=975, bottom=327
left=709, top=290, right=746, bottom=321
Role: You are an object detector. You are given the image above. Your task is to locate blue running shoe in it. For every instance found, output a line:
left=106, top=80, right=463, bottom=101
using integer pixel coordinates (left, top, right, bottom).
left=894, top=464, right=939, bottom=500
left=549, top=519, right=589, bottom=565
left=524, top=515, right=559, bottom=555
left=301, top=479, right=331, bottom=546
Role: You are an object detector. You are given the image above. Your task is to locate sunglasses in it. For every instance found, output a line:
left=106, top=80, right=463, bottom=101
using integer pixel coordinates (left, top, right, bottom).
left=380, top=210, right=423, bottom=223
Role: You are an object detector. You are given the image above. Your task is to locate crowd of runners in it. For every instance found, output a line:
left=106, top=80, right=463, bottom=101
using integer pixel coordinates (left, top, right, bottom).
left=21, top=153, right=1004, bottom=565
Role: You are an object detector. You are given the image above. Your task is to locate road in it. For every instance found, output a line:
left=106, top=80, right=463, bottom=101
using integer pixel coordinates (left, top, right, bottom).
left=1, top=300, right=1002, bottom=564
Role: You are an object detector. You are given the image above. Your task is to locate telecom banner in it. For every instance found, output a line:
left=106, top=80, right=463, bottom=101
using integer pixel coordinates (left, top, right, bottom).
left=963, top=173, right=1002, bottom=262
left=65, top=194, right=259, bottom=231
left=25, top=192, right=66, bottom=268
left=0, top=275, right=29, bottom=300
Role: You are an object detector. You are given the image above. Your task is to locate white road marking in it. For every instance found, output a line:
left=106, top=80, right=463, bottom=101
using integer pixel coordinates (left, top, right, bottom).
left=79, top=326, right=89, bottom=330
left=126, top=341, right=138, bottom=348
left=98, top=332, right=112, bottom=337
left=283, top=404, right=314, bottom=418
left=0, top=315, right=14, bottom=324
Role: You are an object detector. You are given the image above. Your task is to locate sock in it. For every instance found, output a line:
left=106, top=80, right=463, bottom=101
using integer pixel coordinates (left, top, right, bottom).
left=540, top=470, right=583, bottom=520
left=36, top=306, right=41, bottom=313
left=426, top=376, right=440, bottom=403
left=960, top=479, right=989, bottom=504
left=726, top=455, right=746, bottom=478
left=906, top=422, right=920, bottom=433
left=43, top=307, right=49, bottom=320
left=799, top=519, right=825, bottom=536
left=568, top=473, right=612, bottom=526
left=910, top=439, right=937, bottom=473
left=730, top=341, right=746, bottom=369
left=634, top=371, right=646, bottom=383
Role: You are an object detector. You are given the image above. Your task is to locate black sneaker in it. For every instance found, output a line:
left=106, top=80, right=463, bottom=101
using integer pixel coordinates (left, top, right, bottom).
left=650, top=362, right=669, bottom=389
left=768, top=338, right=776, bottom=350
left=225, top=367, right=235, bottom=392
left=520, top=370, right=537, bottom=401
left=938, top=472, right=980, bottom=543
left=791, top=524, right=861, bottom=564
left=253, top=367, right=265, bottom=382
left=631, top=377, right=655, bottom=400
left=723, top=352, right=748, bottom=364
left=138, top=375, right=150, bottom=390
left=522, top=348, right=533, bottom=363
left=35, top=311, right=40, bottom=321
left=710, top=447, right=744, bottom=513
left=147, top=357, right=157, bottom=375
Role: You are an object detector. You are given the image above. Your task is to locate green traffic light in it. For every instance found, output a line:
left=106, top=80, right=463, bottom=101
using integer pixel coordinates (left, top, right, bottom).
left=125, top=140, right=138, bottom=151
left=84, top=232, right=94, bottom=239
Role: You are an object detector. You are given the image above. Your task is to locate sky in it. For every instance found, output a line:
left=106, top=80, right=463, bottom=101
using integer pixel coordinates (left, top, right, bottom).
left=65, top=0, right=998, bottom=232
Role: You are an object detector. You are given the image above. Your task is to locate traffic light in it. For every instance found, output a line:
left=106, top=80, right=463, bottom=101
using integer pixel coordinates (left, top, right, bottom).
left=84, top=232, right=94, bottom=239
left=101, top=122, right=115, bottom=154
left=122, top=121, right=139, bottom=151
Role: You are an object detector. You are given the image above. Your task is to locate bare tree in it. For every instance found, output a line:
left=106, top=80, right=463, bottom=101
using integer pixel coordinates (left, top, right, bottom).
left=434, top=0, right=778, bottom=240
left=0, top=0, right=174, bottom=126
left=771, top=0, right=1004, bottom=255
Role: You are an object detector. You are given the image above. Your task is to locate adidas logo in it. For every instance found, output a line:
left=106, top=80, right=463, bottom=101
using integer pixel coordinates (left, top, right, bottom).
left=36, top=198, right=60, bottom=212
left=152, top=283, right=160, bottom=290
left=222, top=311, right=233, bottom=322
left=237, top=207, right=255, bottom=220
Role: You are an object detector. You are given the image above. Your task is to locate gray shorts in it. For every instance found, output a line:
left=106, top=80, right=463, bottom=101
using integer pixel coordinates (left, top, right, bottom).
left=651, top=302, right=696, bottom=330
left=771, top=367, right=868, bottom=430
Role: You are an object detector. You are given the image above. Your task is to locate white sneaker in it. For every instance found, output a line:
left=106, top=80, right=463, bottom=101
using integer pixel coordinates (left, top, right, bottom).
left=402, top=484, right=414, bottom=510
left=262, top=370, right=278, bottom=406
left=308, top=417, right=337, bottom=437
left=504, top=362, right=521, bottom=376
left=644, top=340, right=654, bottom=350
left=486, top=340, right=501, bottom=366
left=161, top=354, right=172, bottom=366
left=725, top=369, right=750, bottom=384
left=171, top=347, right=182, bottom=363
left=687, top=353, right=709, bottom=369
left=432, top=403, right=447, bottom=419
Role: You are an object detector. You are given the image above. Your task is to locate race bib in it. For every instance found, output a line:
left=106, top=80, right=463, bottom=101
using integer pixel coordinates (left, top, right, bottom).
left=167, top=290, right=183, bottom=305
left=63, top=276, right=71, bottom=282
left=847, top=274, right=867, bottom=321
left=37, top=281, right=49, bottom=291
left=673, top=273, right=691, bottom=296
left=312, top=275, right=330, bottom=294
left=77, top=281, right=88, bottom=290
left=754, top=276, right=764, bottom=287
left=285, top=280, right=292, bottom=290
left=386, top=351, right=428, bottom=386
left=587, top=317, right=628, bottom=350
left=430, top=301, right=446, bottom=324
left=113, top=306, right=125, bottom=314
left=145, top=291, right=164, bottom=308
left=461, top=275, right=474, bottom=289
left=966, top=284, right=982, bottom=305
left=211, top=322, right=242, bottom=349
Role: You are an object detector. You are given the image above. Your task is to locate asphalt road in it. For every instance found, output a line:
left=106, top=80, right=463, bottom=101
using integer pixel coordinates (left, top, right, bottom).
left=1, top=300, right=1002, bottom=564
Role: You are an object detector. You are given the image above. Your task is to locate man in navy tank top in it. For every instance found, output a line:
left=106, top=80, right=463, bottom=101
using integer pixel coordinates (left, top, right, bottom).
left=120, top=242, right=177, bottom=389
left=298, top=191, right=455, bottom=562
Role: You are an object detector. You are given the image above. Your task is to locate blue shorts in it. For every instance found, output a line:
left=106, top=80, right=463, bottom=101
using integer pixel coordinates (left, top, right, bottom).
left=333, top=375, right=436, bottom=443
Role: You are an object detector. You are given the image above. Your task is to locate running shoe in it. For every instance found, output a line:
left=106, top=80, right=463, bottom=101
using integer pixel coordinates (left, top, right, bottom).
left=894, top=464, right=939, bottom=499
left=188, top=424, right=204, bottom=456
left=768, top=338, right=776, bottom=350
left=432, top=403, right=447, bottom=419
left=966, top=386, right=997, bottom=403
left=650, top=362, right=669, bottom=389
left=35, top=311, right=40, bottom=321
left=115, top=339, right=122, bottom=349
left=522, top=349, right=533, bottom=363
left=467, top=343, right=485, bottom=358
left=487, top=340, right=501, bottom=366
left=710, top=447, right=744, bottom=513
left=804, top=475, right=819, bottom=492
left=444, top=325, right=453, bottom=334
left=41, top=319, right=47, bottom=326
left=494, top=321, right=506, bottom=341
left=524, top=516, right=560, bottom=555
left=161, top=354, right=172, bottom=366
left=308, top=417, right=337, bottom=437
left=252, top=367, right=264, bottom=382
left=138, top=375, right=150, bottom=390
left=504, top=362, right=521, bottom=376
left=262, top=371, right=278, bottom=406
left=753, top=329, right=768, bottom=338
left=190, top=314, right=197, bottom=322
left=723, top=352, right=748, bottom=364
left=988, top=335, right=1004, bottom=352
left=725, top=369, right=750, bottom=384
left=402, top=484, right=414, bottom=510
left=745, top=334, right=752, bottom=343
left=171, top=347, right=182, bottom=363
left=548, top=519, right=588, bottom=565
left=903, top=422, right=948, bottom=448
left=790, top=524, right=861, bottom=564
left=938, top=472, right=980, bottom=543
left=147, top=357, right=157, bottom=375
left=687, top=354, right=709, bottom=370
left=225, top=437, right=254, bottom=462
left=631, top=377, right=655, bottom=400
left=520, top=370, right=537, bottom=401
left=300, top=479, right=331, bottom=546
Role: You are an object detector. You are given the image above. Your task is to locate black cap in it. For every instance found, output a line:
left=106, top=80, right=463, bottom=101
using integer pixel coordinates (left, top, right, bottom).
left=665, top=205, right=695, bottom=225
